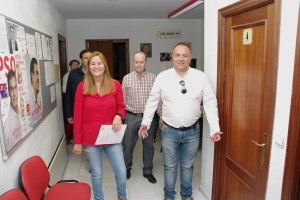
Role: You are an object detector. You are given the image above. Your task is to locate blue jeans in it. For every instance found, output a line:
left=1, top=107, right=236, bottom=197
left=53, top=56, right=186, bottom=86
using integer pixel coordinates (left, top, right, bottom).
left=122, top=112, right=158, bottom=174
left=84, top=144, right=127, bottom=200
left=161, top=122, right=200, bottom=199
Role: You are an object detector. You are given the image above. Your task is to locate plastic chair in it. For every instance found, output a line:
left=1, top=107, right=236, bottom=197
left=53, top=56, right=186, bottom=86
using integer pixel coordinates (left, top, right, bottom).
left=0, top=188, right=28, bottom=200
left=19, top=155, right=91, bottom=200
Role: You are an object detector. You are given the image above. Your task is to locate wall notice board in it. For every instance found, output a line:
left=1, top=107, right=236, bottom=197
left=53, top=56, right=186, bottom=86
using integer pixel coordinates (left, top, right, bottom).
left=0, top=14, right=57, bottom=160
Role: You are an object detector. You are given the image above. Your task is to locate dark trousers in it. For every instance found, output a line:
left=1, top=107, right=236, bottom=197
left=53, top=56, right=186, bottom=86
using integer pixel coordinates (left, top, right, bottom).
left=65, top=121, right=73, bottom=142
left=122, top=112, right=158, bottom=174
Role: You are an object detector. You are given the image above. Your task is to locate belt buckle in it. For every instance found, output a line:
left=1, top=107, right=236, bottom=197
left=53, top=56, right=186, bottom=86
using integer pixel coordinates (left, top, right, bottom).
left=137, top=113, right=143, bottom=117
left=178, top=126, right=185, bottom=131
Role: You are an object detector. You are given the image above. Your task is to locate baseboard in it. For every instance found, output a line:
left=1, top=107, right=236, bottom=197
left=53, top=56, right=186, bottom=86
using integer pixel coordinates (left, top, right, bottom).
left=199, top=185, right=211, bottom=200
left=48, top=135, right=68, bottom=185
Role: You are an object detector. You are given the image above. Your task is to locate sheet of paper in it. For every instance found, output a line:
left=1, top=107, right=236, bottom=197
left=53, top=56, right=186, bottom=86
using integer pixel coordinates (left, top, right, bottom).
left=95, top=124, right=127, bottom=145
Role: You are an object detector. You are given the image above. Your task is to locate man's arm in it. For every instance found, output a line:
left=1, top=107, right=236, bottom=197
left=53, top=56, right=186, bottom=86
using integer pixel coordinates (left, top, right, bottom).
left=202, top=74, right=222, bottom=140
left=65, top=72, right=74, bottom=121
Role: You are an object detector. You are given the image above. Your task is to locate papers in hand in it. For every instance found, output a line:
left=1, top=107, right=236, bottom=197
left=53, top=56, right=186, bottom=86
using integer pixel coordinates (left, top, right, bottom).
left=95, top=125, right=127, bottom=145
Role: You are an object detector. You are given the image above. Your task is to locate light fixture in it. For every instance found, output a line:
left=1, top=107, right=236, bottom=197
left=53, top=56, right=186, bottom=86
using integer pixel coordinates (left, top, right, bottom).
left=167, top=0, right=204, bottom=19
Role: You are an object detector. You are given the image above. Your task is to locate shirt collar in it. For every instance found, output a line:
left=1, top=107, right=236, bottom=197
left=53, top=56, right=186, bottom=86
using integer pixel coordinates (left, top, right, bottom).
left=133, top=70, right=146, bottom=79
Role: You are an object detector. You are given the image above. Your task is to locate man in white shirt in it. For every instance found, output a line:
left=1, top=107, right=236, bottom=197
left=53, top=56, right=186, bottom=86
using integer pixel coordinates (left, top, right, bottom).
left=62, top=59, right=80, bottom=94
left=3, top=70, right=22, bottom=152
left=62, top=59, right=79, bottom=144
left=138, top=43, right=223, bottom=200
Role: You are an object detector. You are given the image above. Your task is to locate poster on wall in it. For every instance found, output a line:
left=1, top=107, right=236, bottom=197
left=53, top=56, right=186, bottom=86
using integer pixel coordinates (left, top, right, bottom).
left=0, top=55, right=23, bottom=152
left=0, top=14, right=57, bottom=159
left=25, top=55, right=43, bottom=126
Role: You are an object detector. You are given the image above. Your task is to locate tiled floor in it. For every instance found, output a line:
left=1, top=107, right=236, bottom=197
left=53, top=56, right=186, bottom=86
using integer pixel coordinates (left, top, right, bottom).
left=63, top=135, right=205, bottom=200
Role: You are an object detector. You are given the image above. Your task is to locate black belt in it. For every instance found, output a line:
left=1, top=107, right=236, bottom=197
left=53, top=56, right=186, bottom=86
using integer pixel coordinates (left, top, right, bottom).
left=164, top=121, right=198, bottom=131
left=126, top=110, right=143, bottom=117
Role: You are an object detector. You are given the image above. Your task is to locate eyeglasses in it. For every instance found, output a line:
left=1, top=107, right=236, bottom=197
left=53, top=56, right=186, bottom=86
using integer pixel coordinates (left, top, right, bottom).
left=179, top=80, right=187, bottom=94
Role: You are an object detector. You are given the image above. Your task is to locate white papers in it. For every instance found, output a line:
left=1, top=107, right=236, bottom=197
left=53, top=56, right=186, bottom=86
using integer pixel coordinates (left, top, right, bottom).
left=95, top=125, right=127, bottom=145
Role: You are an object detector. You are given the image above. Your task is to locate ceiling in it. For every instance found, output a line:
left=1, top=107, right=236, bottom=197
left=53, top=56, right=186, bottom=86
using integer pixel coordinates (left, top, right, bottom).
left=47, top=0, right=204, bottom=19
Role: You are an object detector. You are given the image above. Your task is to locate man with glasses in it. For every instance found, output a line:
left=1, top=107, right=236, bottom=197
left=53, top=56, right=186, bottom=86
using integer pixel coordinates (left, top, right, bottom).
left=138, top=43, right=222, bottom=200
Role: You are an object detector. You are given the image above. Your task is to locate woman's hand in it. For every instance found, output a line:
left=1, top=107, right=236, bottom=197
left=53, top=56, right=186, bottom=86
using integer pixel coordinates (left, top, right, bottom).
left=112, top=115, right=122, bottom=132
left=73, top=144, right=82, bottom=156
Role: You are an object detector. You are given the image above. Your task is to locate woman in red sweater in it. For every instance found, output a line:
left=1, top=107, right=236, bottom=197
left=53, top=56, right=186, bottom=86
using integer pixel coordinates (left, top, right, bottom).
left=72, top=51, right=127, bottom=200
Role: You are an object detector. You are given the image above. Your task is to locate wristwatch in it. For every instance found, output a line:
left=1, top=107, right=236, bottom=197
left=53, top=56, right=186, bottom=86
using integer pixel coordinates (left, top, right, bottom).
left=116, top=113, right=122, bottom=118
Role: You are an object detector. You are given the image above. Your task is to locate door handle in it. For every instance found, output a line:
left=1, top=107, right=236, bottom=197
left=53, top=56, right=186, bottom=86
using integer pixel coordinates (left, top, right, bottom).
left=251, top=140, right=265, bottom=147
left=252, top=136, right=266, bottom=169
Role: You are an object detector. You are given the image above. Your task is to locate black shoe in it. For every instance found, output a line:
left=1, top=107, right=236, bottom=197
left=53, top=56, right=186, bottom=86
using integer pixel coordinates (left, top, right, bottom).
left=126, top=169, right=131, bottom=179
left=143, top=173, right=157, bottom=183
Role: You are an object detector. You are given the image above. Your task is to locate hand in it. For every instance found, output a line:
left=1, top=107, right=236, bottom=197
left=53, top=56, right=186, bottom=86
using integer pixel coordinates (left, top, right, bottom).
left=211, top=132, right=223, bottom=142
left=138, top=124, right=148, bottom=139
left=159, top=118, right=163, bottom=129
left=112, top=115, right=122, bottom=132
left=73, top=144, right=82, bottom=156
left=67, top=117, right=74, bottom=124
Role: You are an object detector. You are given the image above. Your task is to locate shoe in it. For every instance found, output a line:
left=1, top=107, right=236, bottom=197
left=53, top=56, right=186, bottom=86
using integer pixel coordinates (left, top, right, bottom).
left=126, top=169, right=131, bottom=179
left=66, top=140, right=72, bottom=145
left=118, top=196, right=127, bottom=200
left=143, top=173, right=157, bottom=183
left=182, top=197, right=193, bottom=200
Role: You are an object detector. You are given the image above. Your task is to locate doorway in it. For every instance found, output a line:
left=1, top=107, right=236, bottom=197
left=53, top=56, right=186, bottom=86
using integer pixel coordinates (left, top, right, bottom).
left=58, top=34, right=68, bottom=125
left=86, top=39, right=130, bottom=83
left=213, top=0, right=280, bottom=199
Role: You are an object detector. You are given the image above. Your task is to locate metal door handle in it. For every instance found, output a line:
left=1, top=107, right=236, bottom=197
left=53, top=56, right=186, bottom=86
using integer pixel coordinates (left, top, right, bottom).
left=251, top=140, right=265, bottom=147
left=252, top=139, right=266, bottom=169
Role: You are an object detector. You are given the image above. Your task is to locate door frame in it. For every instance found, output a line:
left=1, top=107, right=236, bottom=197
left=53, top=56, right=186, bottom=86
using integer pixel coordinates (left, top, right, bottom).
left=281, top=5, right=300, bottom=199
left=212, top=0, right=281, bottom=199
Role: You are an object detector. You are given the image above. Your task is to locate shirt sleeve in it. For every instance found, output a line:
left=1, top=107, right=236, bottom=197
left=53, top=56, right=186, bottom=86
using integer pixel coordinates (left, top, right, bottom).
left=115, top=80, right=126, bottom=120
left=121, top=75, right=128, bottom=109
left=62, top=73, right=68, bottom=93
left=65, top=72, right=73, bottom=119
left=73, top=82, right=84, bottom=144
left=142, top=75, right=161, bottom=129
left=202, top=75, right=221, bottom=136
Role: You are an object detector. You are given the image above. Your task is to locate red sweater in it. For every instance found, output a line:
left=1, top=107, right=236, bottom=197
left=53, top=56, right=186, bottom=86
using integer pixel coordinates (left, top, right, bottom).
left=73, top=80, right=125, bottom=145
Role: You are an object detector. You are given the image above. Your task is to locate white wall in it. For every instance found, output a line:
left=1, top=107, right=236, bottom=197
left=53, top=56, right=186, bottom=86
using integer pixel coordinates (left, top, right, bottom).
left=67, top=19, right=204, bottom=75
left=0, top=0, right=67, bottom=194
left=202, top=0, right=299, bottom=199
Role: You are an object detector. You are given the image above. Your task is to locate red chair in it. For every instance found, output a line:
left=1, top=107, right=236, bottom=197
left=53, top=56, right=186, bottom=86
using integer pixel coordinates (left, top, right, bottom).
left=19, top=155, right=91, bottom=200
left=0, top=188, right=27, bottom=200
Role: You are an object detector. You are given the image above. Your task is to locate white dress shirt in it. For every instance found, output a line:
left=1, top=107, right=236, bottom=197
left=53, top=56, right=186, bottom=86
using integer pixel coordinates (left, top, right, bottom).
left=62, top=72, right=70, bottom=93
left=3, top=106, right=22, bottom=151
left=28, top=86, right=43, bottom=126
left=142, top=67, right=220, bottom=136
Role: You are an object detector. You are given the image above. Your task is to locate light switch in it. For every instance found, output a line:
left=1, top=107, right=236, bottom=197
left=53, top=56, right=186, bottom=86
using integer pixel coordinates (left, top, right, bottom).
left=243, top=28, right=253, bottom=45
left=274, top=135, right=284, bottom=148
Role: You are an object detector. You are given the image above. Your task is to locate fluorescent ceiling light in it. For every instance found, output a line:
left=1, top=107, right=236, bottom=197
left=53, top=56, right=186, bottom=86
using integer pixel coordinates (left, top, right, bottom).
left=168, top=0, right=204, bottom=19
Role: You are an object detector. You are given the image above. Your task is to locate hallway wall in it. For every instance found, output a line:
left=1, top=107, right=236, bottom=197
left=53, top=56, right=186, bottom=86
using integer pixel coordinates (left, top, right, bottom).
left=0, top=0, right=67, bottom=194
left=66, top=19, right=204, bottom=75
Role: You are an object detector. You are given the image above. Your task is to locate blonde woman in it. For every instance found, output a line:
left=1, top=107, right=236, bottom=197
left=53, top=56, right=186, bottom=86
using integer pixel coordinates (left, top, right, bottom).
left=72, top=51, right=127, bottom=200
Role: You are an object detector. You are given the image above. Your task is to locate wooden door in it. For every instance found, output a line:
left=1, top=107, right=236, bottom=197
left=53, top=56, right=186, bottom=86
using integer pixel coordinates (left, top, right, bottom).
left=213, top=0, right=280, bottom=199
left=86, top=40, right=114, bottom=77
left=281, top=5, right=300, bottom=200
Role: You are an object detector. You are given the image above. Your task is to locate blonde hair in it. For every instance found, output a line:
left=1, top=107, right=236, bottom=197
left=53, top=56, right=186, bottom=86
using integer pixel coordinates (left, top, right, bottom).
left=83, top=51, right=114, bottom=96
